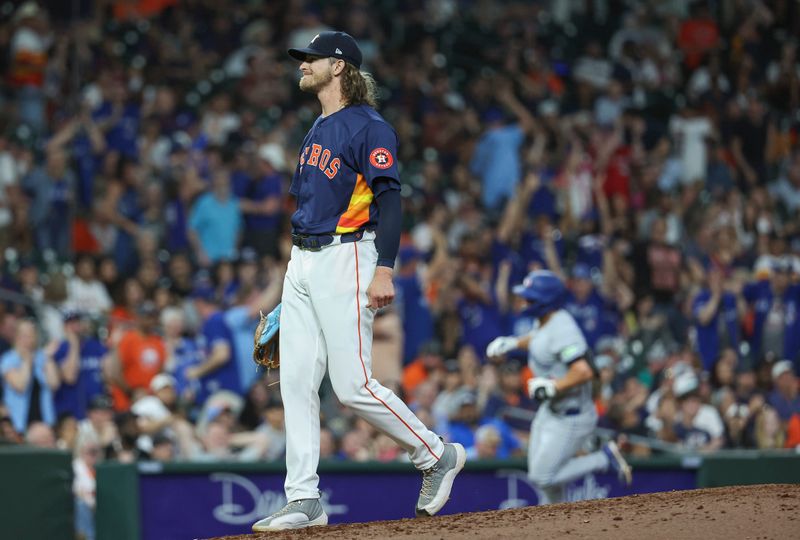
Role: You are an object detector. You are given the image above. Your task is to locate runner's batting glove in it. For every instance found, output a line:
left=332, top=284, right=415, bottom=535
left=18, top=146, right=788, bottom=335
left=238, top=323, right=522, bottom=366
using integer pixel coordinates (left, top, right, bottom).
left=253, top=303, right=281, bottom=370
left=486, top=336, right=518, bottom=358
left=528, top=377, right=557, bottom=402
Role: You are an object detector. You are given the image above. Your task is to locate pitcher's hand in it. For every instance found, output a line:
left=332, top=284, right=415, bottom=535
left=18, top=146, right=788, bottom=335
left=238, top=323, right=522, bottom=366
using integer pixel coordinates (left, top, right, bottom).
left=366, top=267, right=395, bottom=309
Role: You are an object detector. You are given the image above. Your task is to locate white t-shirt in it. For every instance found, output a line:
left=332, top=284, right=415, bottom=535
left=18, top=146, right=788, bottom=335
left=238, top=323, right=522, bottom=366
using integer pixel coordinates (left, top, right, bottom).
left=131, top=395, right=171, bottom=421
left=65, top=278, right=112, bottom=316
left=691, top=404, right=724, bottom=439
left=131, top=395, right=172, bottom=454
left=670, top=115, right=712, bottom=185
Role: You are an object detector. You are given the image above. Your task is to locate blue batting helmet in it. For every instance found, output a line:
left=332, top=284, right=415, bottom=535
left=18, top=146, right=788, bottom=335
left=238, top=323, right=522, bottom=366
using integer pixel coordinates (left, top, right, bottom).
left=512, top=270, right=567, bottom=318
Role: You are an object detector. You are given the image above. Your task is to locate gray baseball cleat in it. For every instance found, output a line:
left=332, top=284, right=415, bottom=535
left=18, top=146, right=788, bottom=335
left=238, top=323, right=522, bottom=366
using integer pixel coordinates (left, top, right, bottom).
left=415, top=442, right=466, bottom=517
left=251, top=498, right=328, bottom=531
left=603, top=441, right=633, bottom=485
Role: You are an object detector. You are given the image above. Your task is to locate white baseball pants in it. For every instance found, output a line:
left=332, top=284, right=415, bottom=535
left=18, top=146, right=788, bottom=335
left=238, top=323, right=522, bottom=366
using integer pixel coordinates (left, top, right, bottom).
left=279, top=233, right=444, bottom=502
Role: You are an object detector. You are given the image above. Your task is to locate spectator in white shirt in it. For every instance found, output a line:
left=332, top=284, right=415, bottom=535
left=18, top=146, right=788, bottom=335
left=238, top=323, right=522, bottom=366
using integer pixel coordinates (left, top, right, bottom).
left=65, top=254, right=112, bottom=317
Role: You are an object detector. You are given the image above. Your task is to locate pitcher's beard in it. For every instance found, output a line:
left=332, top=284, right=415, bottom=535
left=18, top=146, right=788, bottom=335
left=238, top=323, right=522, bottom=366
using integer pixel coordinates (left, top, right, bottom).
left=299, top=71, right=333, bottom=94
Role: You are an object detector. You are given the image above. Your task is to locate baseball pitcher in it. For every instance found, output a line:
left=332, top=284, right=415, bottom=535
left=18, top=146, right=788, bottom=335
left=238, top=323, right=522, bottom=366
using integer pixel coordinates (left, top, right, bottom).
left=251, top=31, right=465, bottom=531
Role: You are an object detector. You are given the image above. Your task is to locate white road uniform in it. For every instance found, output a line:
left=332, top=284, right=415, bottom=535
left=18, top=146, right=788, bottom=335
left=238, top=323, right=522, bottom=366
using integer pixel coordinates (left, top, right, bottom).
left=526, top=309, right=610, bottom=504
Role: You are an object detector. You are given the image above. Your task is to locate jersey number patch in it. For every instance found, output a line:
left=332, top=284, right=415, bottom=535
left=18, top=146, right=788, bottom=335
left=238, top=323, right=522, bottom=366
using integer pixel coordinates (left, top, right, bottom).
left=369, top=148, right=393, bottom=170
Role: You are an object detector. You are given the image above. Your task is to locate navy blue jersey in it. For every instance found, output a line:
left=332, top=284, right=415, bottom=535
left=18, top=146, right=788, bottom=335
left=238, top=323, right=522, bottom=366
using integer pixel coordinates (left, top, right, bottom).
left=53, top=338, right=107, bottom=419
left=198, top=311, right=241, bottom=402
left=692, top=289, right=740, bottom=371
left=290, top=105, right=401, bottom=234
left=395, top=274, right=434, bottom=365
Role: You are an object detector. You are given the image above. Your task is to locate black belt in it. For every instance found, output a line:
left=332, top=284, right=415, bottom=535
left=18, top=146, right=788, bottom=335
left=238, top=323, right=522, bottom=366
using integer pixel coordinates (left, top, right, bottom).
left=291, top=229, right=368, bottom=251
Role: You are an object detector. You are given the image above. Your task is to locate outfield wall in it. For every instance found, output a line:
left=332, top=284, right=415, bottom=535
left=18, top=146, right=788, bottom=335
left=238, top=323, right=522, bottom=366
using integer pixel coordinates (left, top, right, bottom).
left=101, top=452, right=800, bottom=540
left=0, top=446, right=74, bottom=540
left=3, top=448, right=796, bottom=540
left=97, top=452, right=800, bottom=540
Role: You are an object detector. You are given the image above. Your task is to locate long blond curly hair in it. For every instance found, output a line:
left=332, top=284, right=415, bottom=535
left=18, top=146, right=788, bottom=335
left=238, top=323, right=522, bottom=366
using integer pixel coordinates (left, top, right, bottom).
left=339, top=62, right=378, bottom=108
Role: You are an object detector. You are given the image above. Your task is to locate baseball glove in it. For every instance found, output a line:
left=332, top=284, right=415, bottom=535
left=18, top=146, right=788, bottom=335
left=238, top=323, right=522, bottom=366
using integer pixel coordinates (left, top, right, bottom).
left=253, top=303, right=281, bottom=369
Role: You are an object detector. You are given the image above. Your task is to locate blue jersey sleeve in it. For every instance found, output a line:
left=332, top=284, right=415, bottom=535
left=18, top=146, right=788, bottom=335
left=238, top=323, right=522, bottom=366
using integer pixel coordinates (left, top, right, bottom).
left=692, top=291, right=712, bottom=322
left=742, top=281, right=762, bottom=303
left=203, top=313, right=232, bottom=350
left=54, top=340, right=70, bottom=363
left=81, top=339, right=108, bottom=359
left=349, top=121, right=401, bottom=194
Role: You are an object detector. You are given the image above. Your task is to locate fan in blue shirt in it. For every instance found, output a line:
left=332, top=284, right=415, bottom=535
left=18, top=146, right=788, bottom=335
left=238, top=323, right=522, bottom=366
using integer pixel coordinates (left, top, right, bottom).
left=742, top=260, right=800, bottom=365
left=190, top=282, right=241, bottom=405
left=394, top=246, right=434, bottom=365
left=691, top=269, right=742, bottom=372
left=564, top=264, right=620, bottom=351
left=52, top=313, right=108, bottom=420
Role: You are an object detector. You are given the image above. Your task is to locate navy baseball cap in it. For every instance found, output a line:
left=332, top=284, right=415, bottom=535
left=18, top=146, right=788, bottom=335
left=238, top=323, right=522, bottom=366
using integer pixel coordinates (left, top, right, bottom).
left=63, top=310, right=84, bottom=323
left=288, top=31, right=362, bottom=69
left=572, top=263, right=592, bottom=280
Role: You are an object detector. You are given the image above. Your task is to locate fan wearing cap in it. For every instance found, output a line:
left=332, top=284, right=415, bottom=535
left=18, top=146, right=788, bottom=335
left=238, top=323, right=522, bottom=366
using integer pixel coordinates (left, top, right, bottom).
left=742, top=256, right=800, bottom=364
left=671, top=372, right=725, bottom=452
left=76, top=394, right=116, bottom=455
left=690, top=267, right=743, bottom=372
left=251, top=32, right=465, bottom=532
left=130, top=373, right=185, bottom=457
left=188, top=278, right=241, bottom=405
left=486, top=270, right=631, bottom=505
left=394, top=245, right=435, bottom=365
left=106, top=301, right=166, bottom=411
left=767, top=360, right=800, bottom=422
left=52, top=311, right=109, bottom=420
left=563, top=263, right=621, bottom=351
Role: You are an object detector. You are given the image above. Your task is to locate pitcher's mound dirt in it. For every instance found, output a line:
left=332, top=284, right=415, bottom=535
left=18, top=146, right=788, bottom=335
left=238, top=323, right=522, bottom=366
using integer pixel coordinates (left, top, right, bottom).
left=210, top=483, right=800, bottom=540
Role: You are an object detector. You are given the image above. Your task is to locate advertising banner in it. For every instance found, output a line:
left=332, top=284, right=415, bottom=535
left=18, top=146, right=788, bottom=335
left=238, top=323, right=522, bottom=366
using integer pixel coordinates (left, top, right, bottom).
left=138, top=465, right=697, bottom=540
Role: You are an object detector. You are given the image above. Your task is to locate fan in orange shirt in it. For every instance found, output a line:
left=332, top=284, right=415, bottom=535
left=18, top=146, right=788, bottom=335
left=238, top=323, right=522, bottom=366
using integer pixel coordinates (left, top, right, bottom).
left=401, top=341, right=444, bottom=398
left=106, top=301, right=166, bottom=411
left=107, top=277, right=146, bottom=337
left=785, top=413, right=800, bottom=449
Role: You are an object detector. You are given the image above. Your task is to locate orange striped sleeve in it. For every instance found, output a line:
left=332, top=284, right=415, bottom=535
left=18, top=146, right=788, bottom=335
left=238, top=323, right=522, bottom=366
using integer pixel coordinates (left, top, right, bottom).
left=336, top=174, right=373, bottom=233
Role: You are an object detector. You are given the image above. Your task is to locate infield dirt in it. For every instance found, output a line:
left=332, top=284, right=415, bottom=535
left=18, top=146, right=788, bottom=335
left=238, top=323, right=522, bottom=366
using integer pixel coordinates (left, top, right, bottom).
left=210, top=483, right=799, bottom=540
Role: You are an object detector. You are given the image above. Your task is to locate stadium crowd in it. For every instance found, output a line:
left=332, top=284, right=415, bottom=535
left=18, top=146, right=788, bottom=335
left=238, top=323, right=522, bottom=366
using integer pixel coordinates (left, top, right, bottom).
left=1, top=0, right=800, bottom=533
